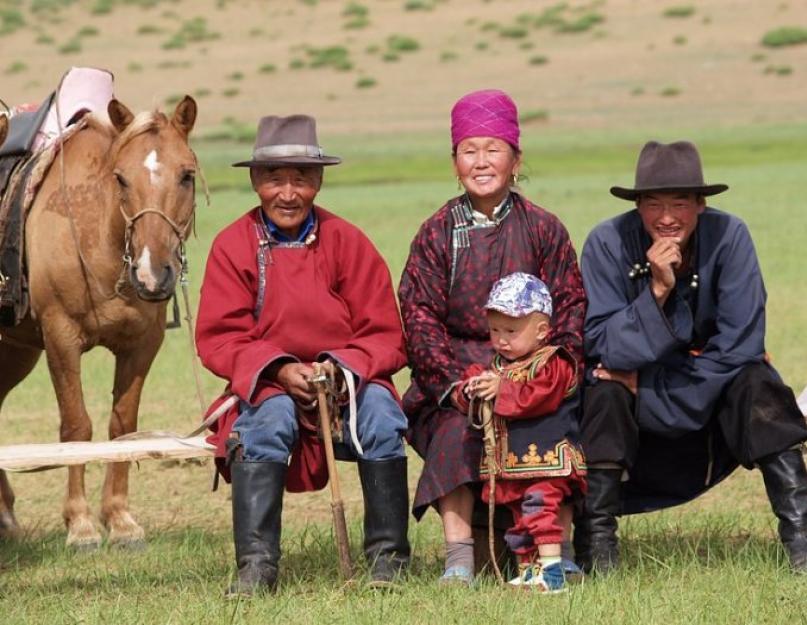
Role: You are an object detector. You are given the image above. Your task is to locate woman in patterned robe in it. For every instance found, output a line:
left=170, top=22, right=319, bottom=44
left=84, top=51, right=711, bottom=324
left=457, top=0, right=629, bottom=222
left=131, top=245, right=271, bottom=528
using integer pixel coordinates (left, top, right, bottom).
left=398, top=89, right=586, bottom=582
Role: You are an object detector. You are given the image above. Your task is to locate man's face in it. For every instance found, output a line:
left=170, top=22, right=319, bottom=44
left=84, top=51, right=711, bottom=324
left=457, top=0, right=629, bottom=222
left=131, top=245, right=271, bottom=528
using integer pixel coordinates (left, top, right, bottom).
left=251, top=166, right=322, bottom=239
left=637, top=192, right=705, bottom=249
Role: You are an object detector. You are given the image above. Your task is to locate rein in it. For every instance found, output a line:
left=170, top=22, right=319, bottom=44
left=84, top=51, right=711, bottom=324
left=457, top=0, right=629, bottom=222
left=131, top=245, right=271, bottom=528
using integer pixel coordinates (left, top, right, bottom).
left=467, top=396, right=505, bottom=584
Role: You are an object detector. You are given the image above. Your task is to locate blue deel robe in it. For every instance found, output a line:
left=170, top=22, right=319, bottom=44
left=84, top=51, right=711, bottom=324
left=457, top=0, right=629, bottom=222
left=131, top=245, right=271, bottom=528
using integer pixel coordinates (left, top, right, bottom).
left=582, top=207, right=772, bottom=513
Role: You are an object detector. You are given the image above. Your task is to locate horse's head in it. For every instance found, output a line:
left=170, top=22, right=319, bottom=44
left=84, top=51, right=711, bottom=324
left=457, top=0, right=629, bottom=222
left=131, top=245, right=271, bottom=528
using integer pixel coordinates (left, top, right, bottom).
left=107, top=96, right=197, bottom=302
left=0, top=115, right=7, bottom=148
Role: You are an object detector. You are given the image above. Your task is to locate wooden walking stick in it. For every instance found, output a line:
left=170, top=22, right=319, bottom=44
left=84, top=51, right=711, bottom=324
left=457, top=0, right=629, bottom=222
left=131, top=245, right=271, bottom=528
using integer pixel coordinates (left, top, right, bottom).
left=311, top=362, right=353, bottom=580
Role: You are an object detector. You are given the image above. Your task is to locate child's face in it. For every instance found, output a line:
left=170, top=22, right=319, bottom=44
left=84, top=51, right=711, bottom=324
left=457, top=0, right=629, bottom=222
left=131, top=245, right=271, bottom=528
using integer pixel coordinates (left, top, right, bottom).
left=487, top=310, right=550, bottom=360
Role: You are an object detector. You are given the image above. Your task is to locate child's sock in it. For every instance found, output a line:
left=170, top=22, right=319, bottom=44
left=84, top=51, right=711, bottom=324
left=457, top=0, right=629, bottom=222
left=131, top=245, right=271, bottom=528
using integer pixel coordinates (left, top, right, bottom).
left=445, top=538, right=474, bottom=573
left=539, top=554, right=562, bottom=568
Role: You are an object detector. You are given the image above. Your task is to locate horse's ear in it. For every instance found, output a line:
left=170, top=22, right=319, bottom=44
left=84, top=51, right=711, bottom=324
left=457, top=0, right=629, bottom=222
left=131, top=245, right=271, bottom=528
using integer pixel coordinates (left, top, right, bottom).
left=171, top=95, right=197, bottom=138
left=0, top=115, right=7, bottom=148
left=108, top=99, right=134, bottom=133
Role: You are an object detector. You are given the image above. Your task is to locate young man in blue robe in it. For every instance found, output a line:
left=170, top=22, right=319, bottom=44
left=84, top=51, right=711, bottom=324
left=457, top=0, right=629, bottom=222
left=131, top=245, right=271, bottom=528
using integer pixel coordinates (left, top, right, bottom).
left=575, top=140, right=807, bottom=573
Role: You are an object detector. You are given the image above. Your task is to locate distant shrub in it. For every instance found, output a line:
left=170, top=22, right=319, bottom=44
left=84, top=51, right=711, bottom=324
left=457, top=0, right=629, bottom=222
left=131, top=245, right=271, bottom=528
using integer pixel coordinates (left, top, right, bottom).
left=227, top=71, right=244, bottom=80
left=157, top=60, right=191, bottom=69
left=534, top=3, right=567, bottom=29
left=307, top=45, right=353, bottom=70
left=179, top=17, right=220, bottom=43
left=258, top=63, right=276, bottom=73
left=631, top=86, right=645, bottom=96
left=90, top=0, right=113, bottom=15
left=404, top=0, right=433, bottom=10
left=127, top=62, right=143, bottom=72
left=365, top=44, right=380, bottom=54
left=36, top=33, right=55, bottom=44
left=662, top=5, right=695, bottom=18
left=520, top=109, right=548, bottom=123
left=299, top=0, right=318, bottom=6
left=289, top=58, right=305, bottom=70
left=761, top=26, right=807, bottom=48
left=475, top=41, right=489, bottom=50
left=660, top=86, right=681, bottom=97
left=528, top=54, right=548, bottom=65
left=194, top=88, right=211, bottom=97
left=0, top=8, right=25, bottom=35
left=500, top=25, right=528, bottom=38
left=480, top=21, right=499, bottom=32
left=343, top=2, right=368, bottom=17
left=440, top=50, right=458, bottom=62
left=764, top=64, right=793, bottom=75
left=519, top=41, right=534, bottom=50
left=222, top=88, right=240, bottom=97
left=556, top=12, right=604, bottom=33
left=248, top=28, right=264, bottom=37
left=382, top=51, right=399, bottom=62
left=4, top=61, right=27, bottom=75
left=162, top=35, right=185, bottom=50
left=344, top=16, right=369, bottom=29
left=355, top=76, right=376, bottom=88
left=164, top=94, right=183, bottom=107
left=77, top=25, right=99, bottom=37
left=58, top=38, right=82, bottom=54
left=750, top=52, right=767, bottom=62
left=673, top=35, right=687, bottom=45
left=137, top=24, right=162, bottom=35
left=388, top=34, right=419, bottom=52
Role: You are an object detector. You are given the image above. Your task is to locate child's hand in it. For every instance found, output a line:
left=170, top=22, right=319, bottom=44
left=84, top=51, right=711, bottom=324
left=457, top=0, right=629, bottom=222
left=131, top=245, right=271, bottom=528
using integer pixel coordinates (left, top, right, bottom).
left=469, top=371, right=501, bottom=401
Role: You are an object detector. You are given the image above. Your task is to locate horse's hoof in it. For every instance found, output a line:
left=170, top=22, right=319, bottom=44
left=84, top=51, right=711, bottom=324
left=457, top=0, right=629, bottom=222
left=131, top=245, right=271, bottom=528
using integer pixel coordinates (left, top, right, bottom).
left=68, top=538, right=102, bottom=552
left=110, top=537, right=147, bottom=551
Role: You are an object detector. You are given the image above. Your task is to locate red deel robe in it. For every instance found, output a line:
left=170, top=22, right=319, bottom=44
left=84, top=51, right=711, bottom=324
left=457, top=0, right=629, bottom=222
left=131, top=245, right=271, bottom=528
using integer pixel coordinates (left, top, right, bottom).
left=195, top=206, right=407, bottom=491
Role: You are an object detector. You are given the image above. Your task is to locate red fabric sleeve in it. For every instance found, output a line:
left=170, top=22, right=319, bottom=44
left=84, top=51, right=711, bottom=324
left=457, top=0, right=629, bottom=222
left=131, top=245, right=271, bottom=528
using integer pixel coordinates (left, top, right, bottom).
left=451, top=363, right=487, bottom=412
left=317, top=224, right=407, bottom=386
left=195, top=220, right=296, bottom=403
left=493, top=356, right=576, bottom=419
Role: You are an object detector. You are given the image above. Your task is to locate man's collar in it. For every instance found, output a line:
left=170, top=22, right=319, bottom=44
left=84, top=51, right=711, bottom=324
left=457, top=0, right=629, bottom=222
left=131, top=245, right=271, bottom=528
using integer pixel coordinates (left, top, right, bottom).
left=261, top=208, right=316, bottom=243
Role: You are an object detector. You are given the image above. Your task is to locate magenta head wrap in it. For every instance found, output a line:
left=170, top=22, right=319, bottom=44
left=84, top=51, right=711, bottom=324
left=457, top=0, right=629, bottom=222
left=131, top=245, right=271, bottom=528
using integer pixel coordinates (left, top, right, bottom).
left=450, top=89, right=520, bottom=152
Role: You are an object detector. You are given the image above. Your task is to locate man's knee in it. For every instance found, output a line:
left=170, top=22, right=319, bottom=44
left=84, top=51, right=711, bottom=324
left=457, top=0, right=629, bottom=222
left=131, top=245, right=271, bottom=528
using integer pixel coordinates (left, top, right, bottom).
left=234, top=394, right=299, bottom=461
left=581, top=381, right=639, bottom=466
left=356, top=384, right=406, bottom=459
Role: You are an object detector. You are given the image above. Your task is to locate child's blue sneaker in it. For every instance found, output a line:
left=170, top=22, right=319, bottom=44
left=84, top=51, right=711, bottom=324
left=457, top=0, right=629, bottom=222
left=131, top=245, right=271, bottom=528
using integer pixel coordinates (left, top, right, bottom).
left=507, top=562, right=567, bottom=593
left=560, top=557, right=584, bottom=585
left=438, top=565, right=474, bottom=586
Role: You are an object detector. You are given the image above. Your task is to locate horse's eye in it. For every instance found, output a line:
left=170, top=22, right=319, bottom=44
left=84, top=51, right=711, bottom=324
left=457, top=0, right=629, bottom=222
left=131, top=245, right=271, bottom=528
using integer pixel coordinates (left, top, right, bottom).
left=114, top=171, right=129, bottom=189
left=180, top=171, right=195, bottom=187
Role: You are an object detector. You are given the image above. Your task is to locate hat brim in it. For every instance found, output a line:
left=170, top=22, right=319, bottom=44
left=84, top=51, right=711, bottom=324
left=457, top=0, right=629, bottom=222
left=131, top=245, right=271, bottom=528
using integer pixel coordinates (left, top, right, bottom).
left=232, top=155, right=341, bottom=168
left=610, top=183, right=729, bottom=201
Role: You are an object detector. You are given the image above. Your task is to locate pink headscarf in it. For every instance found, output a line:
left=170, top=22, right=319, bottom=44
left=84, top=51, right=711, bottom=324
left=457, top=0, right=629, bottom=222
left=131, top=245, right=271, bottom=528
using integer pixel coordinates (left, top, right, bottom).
left=450, top=89, right=520, bottom=152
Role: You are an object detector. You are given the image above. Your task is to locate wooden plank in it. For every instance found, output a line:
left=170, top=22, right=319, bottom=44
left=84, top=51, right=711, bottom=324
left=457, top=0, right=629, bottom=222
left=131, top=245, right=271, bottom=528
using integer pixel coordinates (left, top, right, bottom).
left=0, top=436, right=214, bottom=471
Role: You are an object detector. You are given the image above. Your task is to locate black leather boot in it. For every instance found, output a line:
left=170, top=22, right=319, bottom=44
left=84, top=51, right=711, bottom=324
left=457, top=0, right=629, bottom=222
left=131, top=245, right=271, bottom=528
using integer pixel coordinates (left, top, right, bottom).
left=573, top=468, right=622, bottom=575
left=759, top=448, right=807, bottom=572
left=358, top=457, right=411, bottom=587
left=227, top=461, right=287, bottom=597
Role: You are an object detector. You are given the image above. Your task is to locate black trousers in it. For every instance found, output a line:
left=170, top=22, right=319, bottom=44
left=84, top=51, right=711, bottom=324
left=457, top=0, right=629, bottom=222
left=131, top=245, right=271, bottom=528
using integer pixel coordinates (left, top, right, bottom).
left=581, top=363, right=807, bottom=512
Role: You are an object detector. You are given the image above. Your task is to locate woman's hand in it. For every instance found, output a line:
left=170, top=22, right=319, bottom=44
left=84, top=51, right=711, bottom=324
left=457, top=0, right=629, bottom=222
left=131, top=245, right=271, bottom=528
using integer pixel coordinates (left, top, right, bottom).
left=592, top=364, right=638, bottom=395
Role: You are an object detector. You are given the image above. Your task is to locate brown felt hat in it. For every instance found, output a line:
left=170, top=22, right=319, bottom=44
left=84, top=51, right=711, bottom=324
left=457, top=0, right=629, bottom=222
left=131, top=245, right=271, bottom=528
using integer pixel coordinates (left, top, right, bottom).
left=610, top=140, right=728, bottom=201
left=232, top=114, right=341, bottom=168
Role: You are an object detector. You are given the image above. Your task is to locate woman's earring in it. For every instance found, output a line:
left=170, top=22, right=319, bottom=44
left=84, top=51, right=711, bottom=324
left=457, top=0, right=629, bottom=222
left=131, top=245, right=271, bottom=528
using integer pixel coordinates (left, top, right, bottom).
left=457, top=176, right=463, bottom=190
left=512, top=173, right=519, bottom=186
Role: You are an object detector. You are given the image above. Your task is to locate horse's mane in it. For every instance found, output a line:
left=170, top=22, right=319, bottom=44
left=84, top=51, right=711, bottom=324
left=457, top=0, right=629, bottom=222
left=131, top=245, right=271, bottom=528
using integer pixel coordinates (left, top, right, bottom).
left=107, top=110, right=172, bottom=162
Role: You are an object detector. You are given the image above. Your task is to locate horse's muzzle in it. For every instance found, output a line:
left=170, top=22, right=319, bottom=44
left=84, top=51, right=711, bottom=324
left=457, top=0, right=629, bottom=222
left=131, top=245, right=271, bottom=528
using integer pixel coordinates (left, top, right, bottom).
left=129, top=263, right=176, bottom=302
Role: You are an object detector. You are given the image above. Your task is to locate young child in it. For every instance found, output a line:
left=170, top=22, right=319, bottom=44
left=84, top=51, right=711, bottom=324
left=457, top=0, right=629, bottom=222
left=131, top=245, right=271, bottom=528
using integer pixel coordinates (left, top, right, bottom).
left=453, top=272, right=587, bottom=591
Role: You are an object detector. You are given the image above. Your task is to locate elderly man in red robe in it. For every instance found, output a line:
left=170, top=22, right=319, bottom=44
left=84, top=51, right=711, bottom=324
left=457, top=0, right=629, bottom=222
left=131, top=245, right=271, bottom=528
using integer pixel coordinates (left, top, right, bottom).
left=195, top=115, right=410, bottom=595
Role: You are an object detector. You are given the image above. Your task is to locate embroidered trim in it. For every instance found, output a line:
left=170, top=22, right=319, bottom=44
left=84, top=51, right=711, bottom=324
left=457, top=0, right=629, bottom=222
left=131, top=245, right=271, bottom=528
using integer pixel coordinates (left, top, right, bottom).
left=480, top=439, right=586, bottom=478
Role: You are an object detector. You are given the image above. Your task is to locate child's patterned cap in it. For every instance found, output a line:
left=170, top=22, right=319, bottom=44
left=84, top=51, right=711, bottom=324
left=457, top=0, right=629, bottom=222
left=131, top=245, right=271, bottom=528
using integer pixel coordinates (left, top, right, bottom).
left=485, top=272, right=553, bottom=318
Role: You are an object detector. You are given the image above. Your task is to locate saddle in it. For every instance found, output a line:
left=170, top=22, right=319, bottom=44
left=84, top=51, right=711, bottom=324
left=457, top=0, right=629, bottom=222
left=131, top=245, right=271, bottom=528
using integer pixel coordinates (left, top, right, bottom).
left=0, top=67, right=114, bottom=327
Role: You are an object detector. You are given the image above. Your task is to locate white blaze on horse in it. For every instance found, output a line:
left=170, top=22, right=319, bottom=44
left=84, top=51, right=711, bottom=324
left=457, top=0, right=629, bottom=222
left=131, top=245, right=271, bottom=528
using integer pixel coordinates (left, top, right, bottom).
left=0, top=96, right=197, bottom=548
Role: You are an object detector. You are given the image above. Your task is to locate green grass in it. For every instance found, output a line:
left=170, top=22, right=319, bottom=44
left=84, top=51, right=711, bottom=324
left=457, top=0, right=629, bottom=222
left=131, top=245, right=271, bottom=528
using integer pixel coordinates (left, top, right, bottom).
left=662, top=5, right=696, bottom=18
left=3, top=123, right=807, bottom=623
left=761, top=26, right=807, bottom=48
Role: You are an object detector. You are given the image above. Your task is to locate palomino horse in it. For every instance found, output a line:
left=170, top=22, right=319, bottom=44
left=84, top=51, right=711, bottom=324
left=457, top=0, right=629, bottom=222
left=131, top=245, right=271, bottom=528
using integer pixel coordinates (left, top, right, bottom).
left=0, top=96, right=197, bottom=547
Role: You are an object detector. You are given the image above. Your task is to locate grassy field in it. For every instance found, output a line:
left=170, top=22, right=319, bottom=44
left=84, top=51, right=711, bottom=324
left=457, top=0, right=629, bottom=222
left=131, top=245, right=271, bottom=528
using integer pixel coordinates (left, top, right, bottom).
left=2, top=121, right=807, bottom=623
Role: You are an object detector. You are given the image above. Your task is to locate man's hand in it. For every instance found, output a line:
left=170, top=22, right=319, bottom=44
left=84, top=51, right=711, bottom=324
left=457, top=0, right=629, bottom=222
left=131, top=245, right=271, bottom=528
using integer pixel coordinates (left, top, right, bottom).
left=468, top=371, right=501, bottom=401
left=273, top=362, right=317, bottom=405
left=593, top=364, right=638, bottom=395
left=646, top=237, right=682, bottom=305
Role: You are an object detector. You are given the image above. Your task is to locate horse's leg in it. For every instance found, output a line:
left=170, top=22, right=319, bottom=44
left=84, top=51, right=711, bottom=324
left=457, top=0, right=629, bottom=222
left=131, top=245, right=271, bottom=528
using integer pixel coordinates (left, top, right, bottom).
left=100, top=329, right=163, bottom=547
left=39, top=320, right=102, bottom=549
left=0, top=339, right=42, bottom=539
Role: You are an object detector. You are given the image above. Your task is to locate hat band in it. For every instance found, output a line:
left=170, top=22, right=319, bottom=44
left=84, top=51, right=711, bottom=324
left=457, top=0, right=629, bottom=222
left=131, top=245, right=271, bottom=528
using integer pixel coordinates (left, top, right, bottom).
left=253, top=144, right=324, bottom=159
